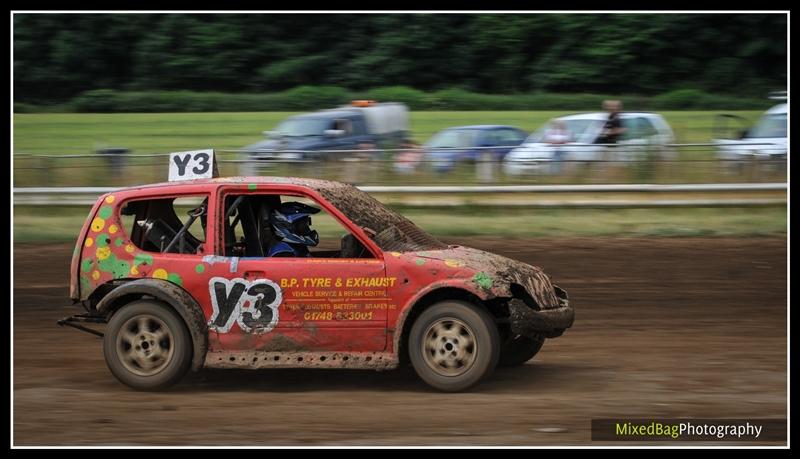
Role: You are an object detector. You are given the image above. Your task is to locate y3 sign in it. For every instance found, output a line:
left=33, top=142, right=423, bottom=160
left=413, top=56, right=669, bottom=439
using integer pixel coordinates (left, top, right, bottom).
left=169, top=149, right=219, bottom=181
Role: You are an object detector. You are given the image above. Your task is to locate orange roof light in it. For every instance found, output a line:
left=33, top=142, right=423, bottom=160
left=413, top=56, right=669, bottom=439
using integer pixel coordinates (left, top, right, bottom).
left=352, top=100, right=377, bottom=107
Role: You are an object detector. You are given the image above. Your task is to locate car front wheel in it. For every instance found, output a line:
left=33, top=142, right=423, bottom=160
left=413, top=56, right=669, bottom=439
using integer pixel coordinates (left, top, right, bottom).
left=409, top=300, right=500, bottom=392
left=103, top=300, right=192, bottom=390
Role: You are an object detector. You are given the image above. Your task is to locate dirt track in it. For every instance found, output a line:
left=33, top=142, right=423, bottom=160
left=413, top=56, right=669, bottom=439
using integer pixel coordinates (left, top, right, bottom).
left=13, top=237, right=787, bottom=446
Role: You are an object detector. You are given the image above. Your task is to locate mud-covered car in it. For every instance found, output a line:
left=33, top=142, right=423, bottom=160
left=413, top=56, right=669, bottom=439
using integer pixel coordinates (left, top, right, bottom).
left=62, top=177, right=572, bottom=392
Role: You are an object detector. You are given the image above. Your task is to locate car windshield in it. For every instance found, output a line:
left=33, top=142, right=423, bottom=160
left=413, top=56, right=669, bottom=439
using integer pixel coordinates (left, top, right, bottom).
left=426, top=129, right=480, bottom=149
left=274, top=118, right=331, bottom=137
left=317, top=184, right=448, bottom=252
left=747, top=114, right=787, bottom=139
left=527, top=119, right=604, bottom=144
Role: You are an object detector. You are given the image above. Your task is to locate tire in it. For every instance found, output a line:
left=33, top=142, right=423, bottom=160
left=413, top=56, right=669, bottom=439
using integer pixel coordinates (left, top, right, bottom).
left=408, top=300, right=500, bottom=392
left=498, top=334, right=545, bottom=367
left=103, top=300, right=192, bottom=390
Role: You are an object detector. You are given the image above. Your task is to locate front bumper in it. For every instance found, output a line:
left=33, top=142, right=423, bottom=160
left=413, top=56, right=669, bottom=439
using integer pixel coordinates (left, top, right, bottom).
left=508, top=294, right=574, bottom=339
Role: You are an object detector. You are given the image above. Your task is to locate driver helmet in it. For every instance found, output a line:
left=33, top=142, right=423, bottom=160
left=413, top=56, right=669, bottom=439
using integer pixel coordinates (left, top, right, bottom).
left=269, top=202, right=321, bottom=246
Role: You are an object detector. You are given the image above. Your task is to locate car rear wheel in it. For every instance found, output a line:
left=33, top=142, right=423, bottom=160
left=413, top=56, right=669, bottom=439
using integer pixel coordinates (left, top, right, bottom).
left=103, top=300, right=192, bottom=390
left=498, top=334, right=545, bottom=367
left=409, top=300, right=500, bottom=392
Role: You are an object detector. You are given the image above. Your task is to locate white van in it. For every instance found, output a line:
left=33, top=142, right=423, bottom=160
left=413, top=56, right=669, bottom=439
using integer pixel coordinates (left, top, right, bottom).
left=504, top=112, right=675, bottom=175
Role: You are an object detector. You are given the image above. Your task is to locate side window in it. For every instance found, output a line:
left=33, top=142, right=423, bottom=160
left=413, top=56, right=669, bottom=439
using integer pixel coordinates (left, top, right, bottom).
left=639, top=118, right=659, bottom=137
left=497, top=128, right=525, bottom=144
left=120, top=195, right=208, bottom=254
left=480, top=131, right=497, bottom=145
left=621, top=118, right=645, bottom=140
left=333, top=118, right=353, bottom=135
left=221, top=193, right=374, bottom=259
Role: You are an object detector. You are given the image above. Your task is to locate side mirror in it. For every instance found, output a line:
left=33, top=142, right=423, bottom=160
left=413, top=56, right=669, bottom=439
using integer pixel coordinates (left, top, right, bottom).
left=324, top=129, right=345, bottom=138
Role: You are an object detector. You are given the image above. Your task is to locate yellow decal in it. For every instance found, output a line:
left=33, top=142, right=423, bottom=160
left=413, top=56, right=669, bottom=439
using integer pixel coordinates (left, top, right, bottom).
left=152, top=268, right=168, bottom=280
left=96, top=246, right=111, bottom=260
left=84, top=237, right=94, bottom=247
left=91, top=270, right=101, bottom=280
left=108, top=224, right=118, bottom=234
left=444, top=259, right=465, bottom=268
left=104, top=195, right=115, bottom=204
left=91, top=217, right=105, bottom=232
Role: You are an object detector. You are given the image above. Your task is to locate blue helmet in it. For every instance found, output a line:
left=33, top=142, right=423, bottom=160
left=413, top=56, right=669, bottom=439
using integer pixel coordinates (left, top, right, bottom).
left=269, top=202, right=321, bottom=246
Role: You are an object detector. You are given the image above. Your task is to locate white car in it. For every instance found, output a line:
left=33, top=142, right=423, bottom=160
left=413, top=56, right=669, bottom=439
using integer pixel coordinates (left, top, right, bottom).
left=503, top=112, right=676, bottom=175
left=713, top=102, right=787, bottom=162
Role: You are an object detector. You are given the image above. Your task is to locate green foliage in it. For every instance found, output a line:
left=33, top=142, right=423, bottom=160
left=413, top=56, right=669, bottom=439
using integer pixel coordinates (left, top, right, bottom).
left=13, top=14, right=786, bottom=105
left=50, top=87, right=774, bottom=113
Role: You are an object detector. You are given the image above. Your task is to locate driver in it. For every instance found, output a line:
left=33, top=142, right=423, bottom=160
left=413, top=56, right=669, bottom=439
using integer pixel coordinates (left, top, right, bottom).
left=266, top=202, right=321, bottom=257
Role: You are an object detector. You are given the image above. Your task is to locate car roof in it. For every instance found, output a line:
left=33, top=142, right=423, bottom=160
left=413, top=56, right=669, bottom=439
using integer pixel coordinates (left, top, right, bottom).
left=110, top=176, right=351, bottom=195
left=440, top=125, right=522, bottom=130
left=556, top=112, right=665, bottom=121
left=290, top=110, right=359, bottom=120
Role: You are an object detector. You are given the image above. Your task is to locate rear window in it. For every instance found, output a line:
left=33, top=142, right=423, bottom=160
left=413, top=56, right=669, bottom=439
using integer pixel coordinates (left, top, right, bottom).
left=119, top=195, right=209, bottom=254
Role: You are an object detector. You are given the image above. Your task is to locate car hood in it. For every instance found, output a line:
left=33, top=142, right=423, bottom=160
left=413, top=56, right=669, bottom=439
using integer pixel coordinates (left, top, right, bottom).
left=507, top=142, right=582, bottom=160
left=714, top=137, right=788, bottom=156
left=411, top=245, right=563, bottom=309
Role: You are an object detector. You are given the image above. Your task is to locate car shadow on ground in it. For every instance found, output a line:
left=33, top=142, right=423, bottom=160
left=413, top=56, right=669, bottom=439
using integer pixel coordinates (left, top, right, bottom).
left=163, top=361, right=602, bottom=394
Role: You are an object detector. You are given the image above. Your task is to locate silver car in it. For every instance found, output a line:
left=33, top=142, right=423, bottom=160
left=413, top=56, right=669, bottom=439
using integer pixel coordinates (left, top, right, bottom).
left=504, top=112, right=676, bottom=175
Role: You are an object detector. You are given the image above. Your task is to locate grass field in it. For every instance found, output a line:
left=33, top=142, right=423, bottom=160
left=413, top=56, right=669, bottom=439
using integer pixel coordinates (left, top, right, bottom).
left=13, top=204, right=787, bottom=243
left=13, top=110, right=783, bottom=187
left=13, top=110, right=765, bottom=155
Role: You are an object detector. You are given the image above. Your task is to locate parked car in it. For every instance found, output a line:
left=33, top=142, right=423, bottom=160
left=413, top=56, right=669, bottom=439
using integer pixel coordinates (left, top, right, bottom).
left=713, top=100, right=787, bottom=165
left=61, top=176, right=573, bottom=392
left=423, top=125, right=528, bottom=172
left=241, top=101, right=409, bottom=172
left=503, top=113, right=676, bottom=175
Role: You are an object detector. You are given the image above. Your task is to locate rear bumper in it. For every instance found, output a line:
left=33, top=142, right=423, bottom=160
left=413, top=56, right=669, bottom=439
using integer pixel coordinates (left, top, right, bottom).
left=508, top=296, right=574, bottom=339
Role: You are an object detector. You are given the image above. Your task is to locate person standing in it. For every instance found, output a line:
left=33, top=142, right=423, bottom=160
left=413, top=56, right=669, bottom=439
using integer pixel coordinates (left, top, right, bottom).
left=598, top=100, right=626, bottom=144
left=543, top=119, right=572, bottom=174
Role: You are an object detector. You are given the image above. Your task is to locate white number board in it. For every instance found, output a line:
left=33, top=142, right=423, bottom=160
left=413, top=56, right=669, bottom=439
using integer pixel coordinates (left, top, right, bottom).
left=169, top=149, right=218, bottom=181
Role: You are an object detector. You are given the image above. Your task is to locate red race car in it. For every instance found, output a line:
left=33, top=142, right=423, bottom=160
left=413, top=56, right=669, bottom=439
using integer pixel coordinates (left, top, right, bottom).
left=62, top=176, right=573, bottom=392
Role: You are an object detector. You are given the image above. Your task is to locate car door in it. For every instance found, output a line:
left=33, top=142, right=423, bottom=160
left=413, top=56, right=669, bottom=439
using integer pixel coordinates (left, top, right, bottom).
left=327, top=117, right=361, bottom=157
left=209, top=186, right=389, bottom=353
left=617, top=116, right=648, bottom=161
left=494, top=128, right=528, bottom=159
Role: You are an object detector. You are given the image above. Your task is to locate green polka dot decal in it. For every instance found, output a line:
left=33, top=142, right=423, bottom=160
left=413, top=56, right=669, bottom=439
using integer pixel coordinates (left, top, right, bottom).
left=95, top=233, right=110, bottom=248
left=80, top=276, right=91, bottom=293
left=97, top=253, right=117, bottom=272
left=112, top=260, right=131, bottom=279
left=134, top=253, right=153, bottom=266
left=167, top=273, right=183, bottom=286
left=97, top=206, right=113, bottom=219
left=81, top=258, right=93, bottom=272
left=195, top=264, right=206, bottom=273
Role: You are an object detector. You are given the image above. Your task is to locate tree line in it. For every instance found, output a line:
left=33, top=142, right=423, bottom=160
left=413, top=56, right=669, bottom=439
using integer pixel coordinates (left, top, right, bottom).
left=14, top=14, right=787, bottom=104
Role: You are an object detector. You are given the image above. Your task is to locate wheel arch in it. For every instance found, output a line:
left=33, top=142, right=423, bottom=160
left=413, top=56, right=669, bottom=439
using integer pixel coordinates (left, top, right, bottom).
left=95, top=278, right=208, bottom=372
left=394, top=285, right=507, bottom=365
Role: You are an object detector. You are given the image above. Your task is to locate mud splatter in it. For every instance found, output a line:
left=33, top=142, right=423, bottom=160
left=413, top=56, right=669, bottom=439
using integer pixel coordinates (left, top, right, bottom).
left=473, top=272, right=493, bottom=289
